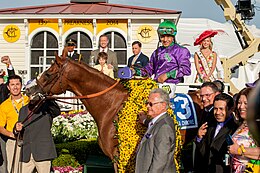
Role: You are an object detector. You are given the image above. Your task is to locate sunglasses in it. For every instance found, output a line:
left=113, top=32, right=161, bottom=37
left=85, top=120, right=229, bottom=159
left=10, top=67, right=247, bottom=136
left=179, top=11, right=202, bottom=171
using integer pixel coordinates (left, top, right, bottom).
left=67, top=43, right=75, bottom=46
left=157, top=28, right=175, bottom=36
left=145, top=101, right=164, bottom=107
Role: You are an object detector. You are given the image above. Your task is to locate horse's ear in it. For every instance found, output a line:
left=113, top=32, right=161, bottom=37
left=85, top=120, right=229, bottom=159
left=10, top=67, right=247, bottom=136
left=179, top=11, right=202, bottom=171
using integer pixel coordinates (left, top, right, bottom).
left=61, top=47, right=68, bottom=60
left=54, top=51, right=62, bottom=64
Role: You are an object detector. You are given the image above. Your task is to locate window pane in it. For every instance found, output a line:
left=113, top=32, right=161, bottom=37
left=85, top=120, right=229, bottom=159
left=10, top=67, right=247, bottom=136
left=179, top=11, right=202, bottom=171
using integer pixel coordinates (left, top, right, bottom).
left=47, top=32, right=58, bottom=48
left=31, top=50, right=43, bottom=65
left=47, top=50, right=58, bottom=56
left=114, top=33, right=126, bottom=48
left=81, top=50, right=91, bottom=63
left=31, top=32, right=44, bottom=48
left=116, top=50, right=126, bottom=65
left=80, top=32, right=92, bottom=48
left=46, top=51, right=57, bottom=64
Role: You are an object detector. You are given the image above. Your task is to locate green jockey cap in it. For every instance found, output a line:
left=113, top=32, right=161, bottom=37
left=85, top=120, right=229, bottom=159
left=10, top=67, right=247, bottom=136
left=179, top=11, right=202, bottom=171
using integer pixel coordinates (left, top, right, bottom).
left=157, top=20, right=177, bottom=37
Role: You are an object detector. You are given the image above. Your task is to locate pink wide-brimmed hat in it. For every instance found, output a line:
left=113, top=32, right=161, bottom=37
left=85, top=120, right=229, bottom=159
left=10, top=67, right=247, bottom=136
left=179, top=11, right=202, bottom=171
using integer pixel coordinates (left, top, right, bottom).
left=194, top=30, right=224, bottom=46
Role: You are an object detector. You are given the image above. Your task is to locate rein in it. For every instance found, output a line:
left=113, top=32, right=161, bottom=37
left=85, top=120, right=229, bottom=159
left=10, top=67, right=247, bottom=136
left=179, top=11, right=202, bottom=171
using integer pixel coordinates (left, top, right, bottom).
left=46, top=79, right=120, bottom=100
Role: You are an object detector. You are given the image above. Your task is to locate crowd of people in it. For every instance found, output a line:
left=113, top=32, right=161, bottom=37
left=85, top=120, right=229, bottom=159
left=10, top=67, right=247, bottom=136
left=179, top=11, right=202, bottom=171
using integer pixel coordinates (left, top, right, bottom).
left=0, top=19, right=259, bottom=173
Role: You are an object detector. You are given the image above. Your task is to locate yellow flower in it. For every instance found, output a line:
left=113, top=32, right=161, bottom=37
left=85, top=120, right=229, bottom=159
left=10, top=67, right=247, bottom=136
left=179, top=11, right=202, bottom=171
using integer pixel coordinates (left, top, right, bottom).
left=116, top=79, right=182, bottom=173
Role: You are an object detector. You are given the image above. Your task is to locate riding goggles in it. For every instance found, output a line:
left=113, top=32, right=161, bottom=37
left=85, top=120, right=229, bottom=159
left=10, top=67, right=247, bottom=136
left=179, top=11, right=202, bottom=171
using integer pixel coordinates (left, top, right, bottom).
left=157, top=28, right=176, bottom=36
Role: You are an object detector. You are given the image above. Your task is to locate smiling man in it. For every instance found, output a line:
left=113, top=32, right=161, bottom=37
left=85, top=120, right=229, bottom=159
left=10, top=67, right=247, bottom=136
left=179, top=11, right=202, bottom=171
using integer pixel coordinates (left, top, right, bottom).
left=91, top=34, right=118, bottom=77
left=141, top=20, right=191, bottom=89
left=0, top=75, right=29, bottom=173
left=194, top=93, right=238, bottom=173
left=198, top=82, right=220, bottom=127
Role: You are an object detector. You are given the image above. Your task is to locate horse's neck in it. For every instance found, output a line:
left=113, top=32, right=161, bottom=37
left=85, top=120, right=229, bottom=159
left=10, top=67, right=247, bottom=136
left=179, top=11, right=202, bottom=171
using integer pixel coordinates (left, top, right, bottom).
left=80, top=83, right=128, bottom=129
left=66, top=62, right=128, bottom=126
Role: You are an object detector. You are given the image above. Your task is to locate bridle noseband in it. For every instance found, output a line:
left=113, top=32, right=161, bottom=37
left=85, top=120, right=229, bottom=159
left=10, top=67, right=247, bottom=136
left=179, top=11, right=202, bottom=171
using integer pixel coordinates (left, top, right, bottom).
left=36, top=59, right=68, bottom=95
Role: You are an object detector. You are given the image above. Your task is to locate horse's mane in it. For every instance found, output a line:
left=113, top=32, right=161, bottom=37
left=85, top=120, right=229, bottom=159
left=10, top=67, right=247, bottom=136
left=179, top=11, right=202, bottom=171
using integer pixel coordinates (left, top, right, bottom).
left=66, top=58, right=115, bottom=83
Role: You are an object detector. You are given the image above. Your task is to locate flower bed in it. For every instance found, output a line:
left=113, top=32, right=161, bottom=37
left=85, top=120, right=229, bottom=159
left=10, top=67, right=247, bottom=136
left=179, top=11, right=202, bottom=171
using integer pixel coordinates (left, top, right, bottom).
left=51, top=111, right=98, bottom=143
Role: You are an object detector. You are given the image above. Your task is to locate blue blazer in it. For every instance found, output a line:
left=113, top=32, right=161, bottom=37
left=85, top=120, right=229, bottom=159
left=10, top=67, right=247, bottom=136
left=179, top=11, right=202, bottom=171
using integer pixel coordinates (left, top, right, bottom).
left=127, top=52, right=149, bottom=68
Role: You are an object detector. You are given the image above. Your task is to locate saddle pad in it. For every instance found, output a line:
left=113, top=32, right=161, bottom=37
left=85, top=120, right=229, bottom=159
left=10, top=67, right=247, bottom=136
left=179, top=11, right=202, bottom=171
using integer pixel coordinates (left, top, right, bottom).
left=170, top=93, right=198, bottom=129
left=118, top=67, right=133, bottom=79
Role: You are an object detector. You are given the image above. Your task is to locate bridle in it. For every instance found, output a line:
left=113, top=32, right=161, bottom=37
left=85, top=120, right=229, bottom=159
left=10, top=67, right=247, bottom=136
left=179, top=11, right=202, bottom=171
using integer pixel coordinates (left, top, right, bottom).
left=36, top=59, right=120, bottom=100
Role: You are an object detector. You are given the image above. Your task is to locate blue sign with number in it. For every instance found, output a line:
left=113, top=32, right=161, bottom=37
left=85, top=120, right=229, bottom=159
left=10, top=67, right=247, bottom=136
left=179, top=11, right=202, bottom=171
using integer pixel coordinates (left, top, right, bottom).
left=170, top=93, right=198, bottom=129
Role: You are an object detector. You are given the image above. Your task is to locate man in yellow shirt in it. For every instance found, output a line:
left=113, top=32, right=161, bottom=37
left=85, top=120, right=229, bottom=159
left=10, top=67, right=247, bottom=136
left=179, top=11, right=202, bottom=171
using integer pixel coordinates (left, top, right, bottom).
left=0, top=75, right=29, bottom=173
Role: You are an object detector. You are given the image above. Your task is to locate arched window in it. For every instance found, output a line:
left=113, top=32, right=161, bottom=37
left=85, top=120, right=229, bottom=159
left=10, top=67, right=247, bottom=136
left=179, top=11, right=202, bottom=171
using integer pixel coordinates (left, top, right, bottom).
left=30, top=31, right=58, bottom=79
left=104, top=31, right=127, bottom=67
left=66, top=31, right=92, bottom=63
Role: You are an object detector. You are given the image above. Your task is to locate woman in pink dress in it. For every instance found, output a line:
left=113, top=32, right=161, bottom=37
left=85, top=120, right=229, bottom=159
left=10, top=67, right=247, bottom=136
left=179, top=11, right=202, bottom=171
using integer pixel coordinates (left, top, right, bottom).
left=228, top=87, right=260, bottom=173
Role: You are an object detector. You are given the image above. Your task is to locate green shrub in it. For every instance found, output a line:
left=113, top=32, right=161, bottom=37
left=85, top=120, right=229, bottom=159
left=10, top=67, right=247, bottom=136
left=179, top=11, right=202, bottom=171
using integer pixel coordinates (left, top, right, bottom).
left=54, top=139, right=104, bottom=164
left=52, top=149, right=81, bottom=168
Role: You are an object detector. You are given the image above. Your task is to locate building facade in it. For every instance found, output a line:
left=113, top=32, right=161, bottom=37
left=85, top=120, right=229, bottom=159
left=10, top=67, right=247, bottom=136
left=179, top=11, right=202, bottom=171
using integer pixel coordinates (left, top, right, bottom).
left=0, top=1, right=180, bottom=82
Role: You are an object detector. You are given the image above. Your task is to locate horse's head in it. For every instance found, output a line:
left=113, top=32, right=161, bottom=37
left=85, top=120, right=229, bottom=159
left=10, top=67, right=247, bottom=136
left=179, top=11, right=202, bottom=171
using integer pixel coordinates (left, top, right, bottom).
left=25, top=51, right=70, bottom=98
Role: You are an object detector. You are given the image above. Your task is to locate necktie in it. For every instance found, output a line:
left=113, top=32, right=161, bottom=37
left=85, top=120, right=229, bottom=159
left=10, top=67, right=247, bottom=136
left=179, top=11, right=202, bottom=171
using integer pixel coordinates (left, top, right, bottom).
left=68, top=52, right=71, bottom=58
left=214, top=123, right=222, bottom=138
left=132, top=55, right=138, bottom=65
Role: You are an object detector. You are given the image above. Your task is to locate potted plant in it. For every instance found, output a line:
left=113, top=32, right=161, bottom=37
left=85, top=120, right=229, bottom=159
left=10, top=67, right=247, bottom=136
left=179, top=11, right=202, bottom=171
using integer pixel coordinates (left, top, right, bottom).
left=52, top=149, right=83, bottom=173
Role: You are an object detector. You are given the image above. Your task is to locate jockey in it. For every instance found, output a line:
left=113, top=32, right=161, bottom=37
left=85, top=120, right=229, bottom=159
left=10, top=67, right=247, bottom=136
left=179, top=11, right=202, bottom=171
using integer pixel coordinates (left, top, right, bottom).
left=140, top=20, right=191, bottom=96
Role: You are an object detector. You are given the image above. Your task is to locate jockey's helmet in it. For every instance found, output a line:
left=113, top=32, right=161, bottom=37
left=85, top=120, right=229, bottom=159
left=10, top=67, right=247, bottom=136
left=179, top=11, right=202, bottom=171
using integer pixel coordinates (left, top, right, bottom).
left=157, top=20, right=177, bottom=37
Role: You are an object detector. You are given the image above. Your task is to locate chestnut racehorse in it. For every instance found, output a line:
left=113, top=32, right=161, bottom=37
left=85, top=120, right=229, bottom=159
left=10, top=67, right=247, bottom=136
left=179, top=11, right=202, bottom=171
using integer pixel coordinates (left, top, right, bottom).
left=26, top=53, right=203, bottom=172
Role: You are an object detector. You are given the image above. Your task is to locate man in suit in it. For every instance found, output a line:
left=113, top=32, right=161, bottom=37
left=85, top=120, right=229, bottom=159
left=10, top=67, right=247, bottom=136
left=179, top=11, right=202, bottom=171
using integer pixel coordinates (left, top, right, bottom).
left=127, top=41, right=149, bottom=71
left=198, top=82, right=221, bottom=127
left=193, top=82, right=221, bottom=171
left=135, top=88, right=176, bottom=173
left=66, top=38, right=87, bottom=64
left=15, top=99, right=60, bottom=173
left=194, top=93, right=238, bottom=173
left=90, top=34, right=118, bottom=77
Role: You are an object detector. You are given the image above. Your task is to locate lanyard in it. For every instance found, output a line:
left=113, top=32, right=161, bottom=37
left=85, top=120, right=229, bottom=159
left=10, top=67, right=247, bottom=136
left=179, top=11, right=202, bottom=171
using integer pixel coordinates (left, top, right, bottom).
left=11, top=96, right=24, bottom=115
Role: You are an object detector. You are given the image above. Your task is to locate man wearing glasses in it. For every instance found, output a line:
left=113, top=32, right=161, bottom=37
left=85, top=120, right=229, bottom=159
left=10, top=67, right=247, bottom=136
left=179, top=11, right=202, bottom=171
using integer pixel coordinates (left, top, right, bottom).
left=135, top=88, right=176, bottom=173
left=193, top=82, right=221, bottom=172
left=198, top=82, right=221, bottom=127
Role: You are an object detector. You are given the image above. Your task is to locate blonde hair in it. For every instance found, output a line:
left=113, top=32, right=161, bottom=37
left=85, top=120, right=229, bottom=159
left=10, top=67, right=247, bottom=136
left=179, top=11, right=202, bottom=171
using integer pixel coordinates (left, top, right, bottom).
left=199, top=37, right=213, bottom=50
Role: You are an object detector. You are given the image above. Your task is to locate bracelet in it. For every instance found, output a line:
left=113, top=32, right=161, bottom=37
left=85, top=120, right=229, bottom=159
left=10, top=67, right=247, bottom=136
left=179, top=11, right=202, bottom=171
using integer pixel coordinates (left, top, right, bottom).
left=237, top=146, right=242, bottom=156
left=240, top=144, right=246, bottom=156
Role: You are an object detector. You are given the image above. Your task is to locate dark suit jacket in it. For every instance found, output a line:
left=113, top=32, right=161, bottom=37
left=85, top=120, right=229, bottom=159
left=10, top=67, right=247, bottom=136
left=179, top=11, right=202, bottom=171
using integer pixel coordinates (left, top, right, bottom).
left=198, top=105, right=216, bottom=128
left=0, top=68, right=15, bottom=104
left=127, top=52, right=149, bottom=68
left=90, top=49, right=118, bottom=76
left=18, top=100, right=60, bottom=162
left=194, top=116, right=238, bottom=173
left=135, top=113, right=176, bottom=173
left=68, top=51, right=87, bottom=64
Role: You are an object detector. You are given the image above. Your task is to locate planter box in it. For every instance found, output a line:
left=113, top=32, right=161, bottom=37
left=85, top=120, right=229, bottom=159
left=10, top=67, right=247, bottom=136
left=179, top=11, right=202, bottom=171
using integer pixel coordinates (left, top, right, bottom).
left=84, top=155, right=114, bottom=173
